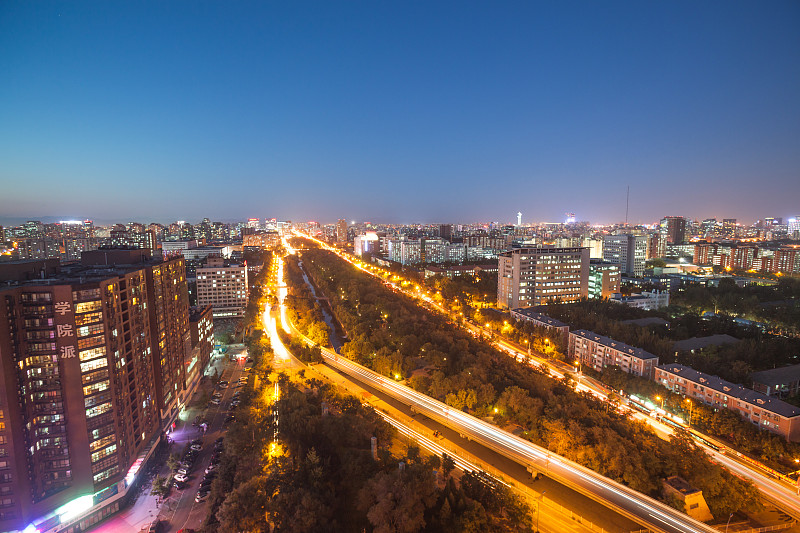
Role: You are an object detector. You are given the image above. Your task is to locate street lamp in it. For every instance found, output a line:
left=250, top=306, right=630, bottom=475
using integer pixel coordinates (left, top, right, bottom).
left=685, top=398, right=694, bottom=426
left=656, top=396, right=665, bottom=409
left=725, top=513, right=734, bottom=532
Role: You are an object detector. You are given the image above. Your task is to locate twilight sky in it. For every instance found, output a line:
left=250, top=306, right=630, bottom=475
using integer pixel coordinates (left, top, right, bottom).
left=1, top=1, right=798, bottom=226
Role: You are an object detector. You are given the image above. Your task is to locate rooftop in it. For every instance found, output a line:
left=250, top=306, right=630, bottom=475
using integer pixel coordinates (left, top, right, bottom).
left=751, top=363, right=800, bottom=387
left=511, top=308, right=568, bottom=329
left=673, top=334, right=739, bottom=352
left=1, top=254, right=178, bottom=290
left=658, top=363, right=800, bottom=419
left=571, top=329, right=659, bottom=360
left=664, top=476, right=700, bottom=496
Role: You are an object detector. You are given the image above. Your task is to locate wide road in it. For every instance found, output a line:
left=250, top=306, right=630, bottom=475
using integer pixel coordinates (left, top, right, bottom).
left=267, top=270, right=632, bottom=533
left=315, top=341, right=716, bottom=533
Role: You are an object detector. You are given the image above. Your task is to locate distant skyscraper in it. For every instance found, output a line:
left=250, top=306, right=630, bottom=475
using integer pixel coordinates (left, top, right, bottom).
left=788, top=217, right=800, bottom=238
left=603, top=234, right=648, bottom=277
left=439, top=224, right=453, bottom=241
left=336, top=219, right=348, bottom=243
left=722, top=219, right=737, bottom=238
left=659, top=216, right=686, bottom=244
left=516, top=212, right=522, bottom=226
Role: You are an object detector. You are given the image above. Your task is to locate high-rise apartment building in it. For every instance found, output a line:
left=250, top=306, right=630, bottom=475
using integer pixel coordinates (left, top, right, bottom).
left=143, top=258, right=190, bottom=420
left=497, top=247, right=589, bottom=308
left=0, top=250, right=195, bottom=533
left=189, top=305, right=214, bottom=382
left=603, top=234, right=648, bottom=277
left=196, top=256, right=249, bottom=318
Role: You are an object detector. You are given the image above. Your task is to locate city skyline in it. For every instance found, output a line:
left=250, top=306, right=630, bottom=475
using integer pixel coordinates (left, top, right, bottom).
left=2, top=1, right=799, bottom=223
left=0, top=210, right=797, bottom=228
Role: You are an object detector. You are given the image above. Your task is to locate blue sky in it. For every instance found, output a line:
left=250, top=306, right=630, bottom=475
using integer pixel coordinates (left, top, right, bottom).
left=1, top=1, right=798, bottom=225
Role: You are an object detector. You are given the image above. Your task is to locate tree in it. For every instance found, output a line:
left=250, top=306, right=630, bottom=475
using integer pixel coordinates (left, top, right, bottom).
left=216, top=476, right=269, bottom=533
left=166, top=453, right=180, bottom=472
left=445, top=389, right=477, bottom=411
left=359, top=463, right=437, bottom=533
left=151, top=475, right=170, bottom=499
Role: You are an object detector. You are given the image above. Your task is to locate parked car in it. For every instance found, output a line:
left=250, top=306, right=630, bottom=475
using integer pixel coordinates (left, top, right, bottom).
left=173, top=480, right=187, bottom=490
left=177, top=467, right=189, bottom=476
left=205, top=464, right=218, bottom=474
left=147, top=520, right=162, bottom=533
left=190, top=443, right=202, bottom=451
left=209, top=398, right=221, bottom=405
left=173, top=473, right=188, bottom=482
left=195, top=492, right=209, bottom=503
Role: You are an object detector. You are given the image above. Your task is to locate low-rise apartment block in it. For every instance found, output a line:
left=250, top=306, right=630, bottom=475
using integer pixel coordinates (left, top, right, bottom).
left=655, top=364, right=800, bottom=441
left=751, top=364, right=800, bottom=399
left=609, top=290, right=670, bottom=310
left=569, top=329, right=659, bottom=379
